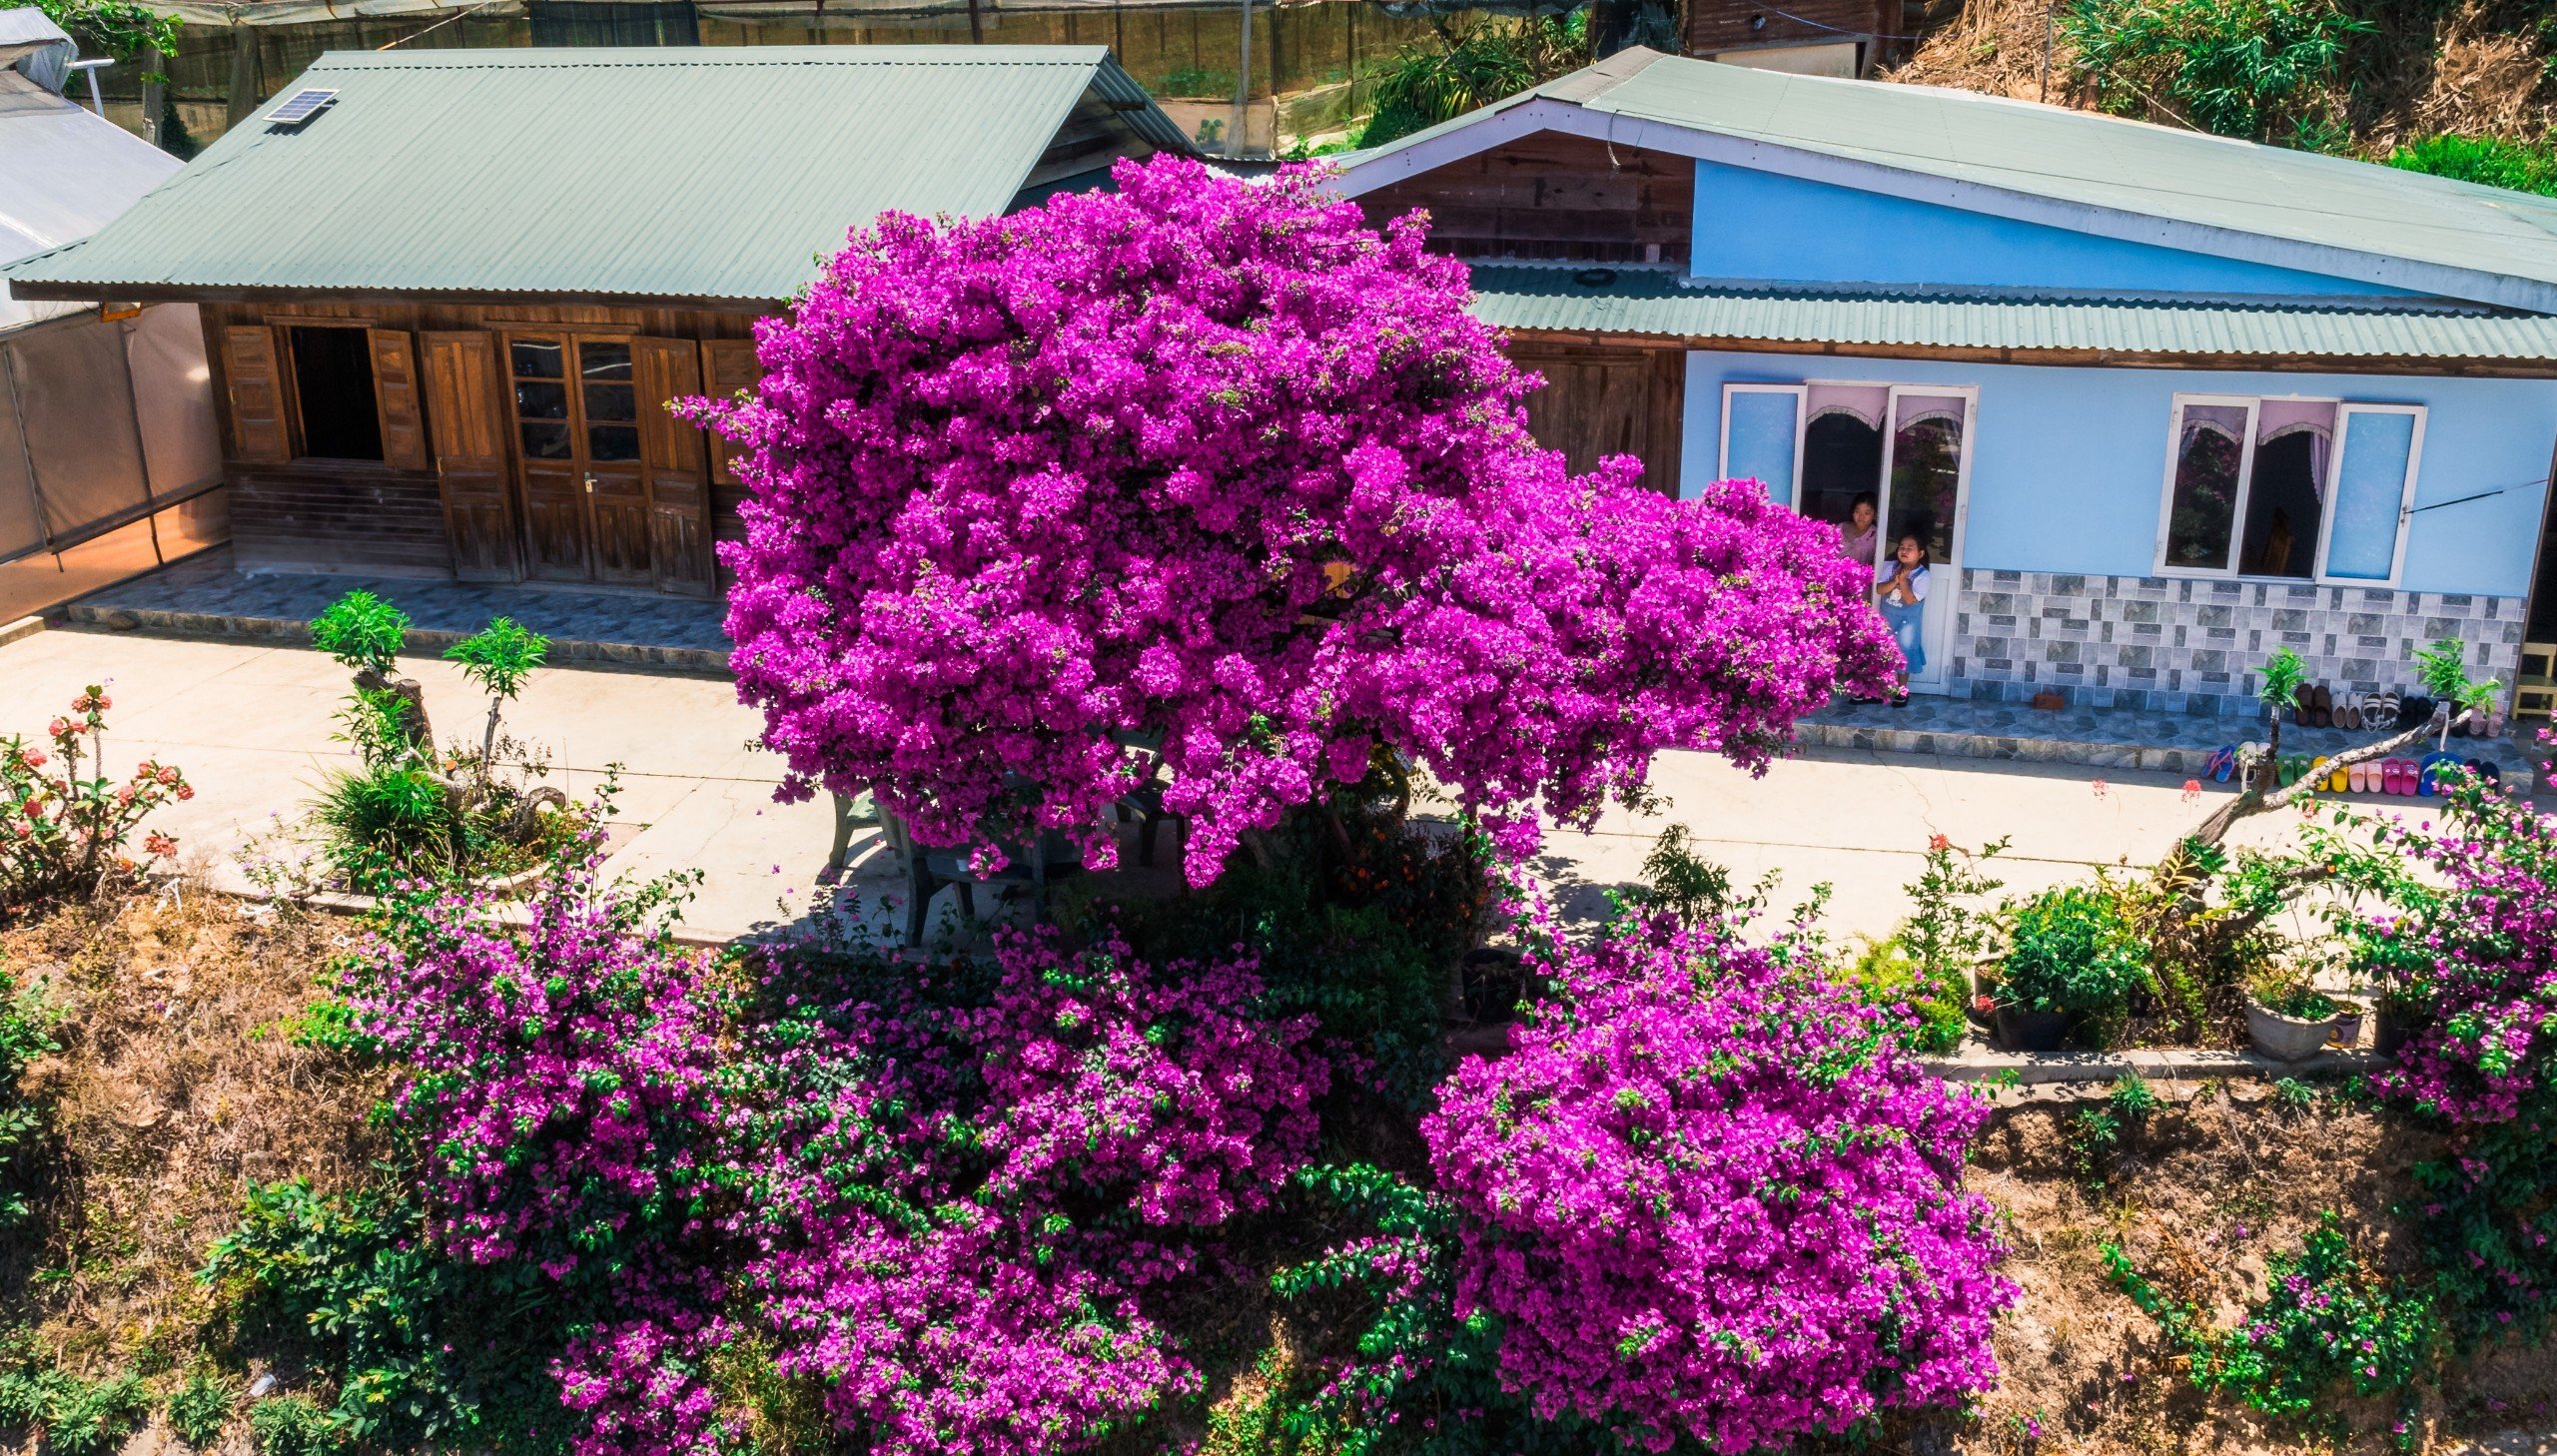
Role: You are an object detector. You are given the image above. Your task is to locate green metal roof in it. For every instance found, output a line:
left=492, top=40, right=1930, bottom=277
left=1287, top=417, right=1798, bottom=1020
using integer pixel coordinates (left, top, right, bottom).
left=1467, top=265, right=2557, bottom=364
left=6, top=46, right=1188, bottom=306
left=1348, top=49, right=2557, bottom=314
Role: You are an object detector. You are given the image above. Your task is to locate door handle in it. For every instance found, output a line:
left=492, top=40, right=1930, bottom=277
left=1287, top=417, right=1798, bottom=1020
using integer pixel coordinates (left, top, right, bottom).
left=583, top=474, right=595, bottom=494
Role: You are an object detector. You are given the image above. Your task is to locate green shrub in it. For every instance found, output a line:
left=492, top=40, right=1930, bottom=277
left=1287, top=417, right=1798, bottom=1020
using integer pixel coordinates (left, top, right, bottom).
left=2060, top=0, right=2367, bottom=144
left=1630, top=823, right=1735, bottom=928
left=204, top=1180, right=564, bottom=1453
left=1355, top=12, right=1586, bottom=148
left=1837, top=935, right=1969, bottom=1056
left=2109, top=1214, right=2438, bottom=1432
left=2387, top=134, right=2557, bottom=196
left=1999, top=883, right=2146, bottom=1020
left=248, top=1395, right=345, bottom=1456
left=167, top=1371, right=234, bottom=1449
left=46, top=1373, right=151, bottom=1456
left=0, top=1360, right=151, bottom=1456
left=0, top=963, right=54, bottom=1227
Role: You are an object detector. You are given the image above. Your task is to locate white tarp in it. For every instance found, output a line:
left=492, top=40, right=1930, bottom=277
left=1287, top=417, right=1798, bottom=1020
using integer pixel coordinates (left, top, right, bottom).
left=0, top=18, right=221, bottom=566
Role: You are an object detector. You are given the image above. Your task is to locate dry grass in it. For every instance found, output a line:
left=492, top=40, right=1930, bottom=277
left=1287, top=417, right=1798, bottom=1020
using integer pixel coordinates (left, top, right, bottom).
left=1952, top=1082, right=2557, bottom=1455
left=0, top=882, right=389, bottom=1376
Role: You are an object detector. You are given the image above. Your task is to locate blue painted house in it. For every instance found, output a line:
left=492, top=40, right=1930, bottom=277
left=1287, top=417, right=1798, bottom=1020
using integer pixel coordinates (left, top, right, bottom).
left=1329, top=49, right=2557, bottom=716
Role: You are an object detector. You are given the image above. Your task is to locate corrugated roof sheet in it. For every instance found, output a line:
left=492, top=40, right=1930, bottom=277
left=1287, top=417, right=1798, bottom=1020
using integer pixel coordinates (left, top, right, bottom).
left=1466, top=265, right=2557, bottom=362
left=0, top=71, right=183, bottom=335
left=5, top=46, right=1187, bottom=304
left=1350, top=49, right=2557, bottom=311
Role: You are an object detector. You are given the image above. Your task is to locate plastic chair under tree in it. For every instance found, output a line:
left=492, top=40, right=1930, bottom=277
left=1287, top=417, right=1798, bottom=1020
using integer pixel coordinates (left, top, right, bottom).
left=876, top=806, right=1084, bottom=949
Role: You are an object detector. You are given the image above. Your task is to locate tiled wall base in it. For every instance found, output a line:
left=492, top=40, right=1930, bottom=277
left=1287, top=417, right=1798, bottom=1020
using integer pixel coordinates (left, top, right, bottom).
left=1954, top=570, right=2527, bottom=717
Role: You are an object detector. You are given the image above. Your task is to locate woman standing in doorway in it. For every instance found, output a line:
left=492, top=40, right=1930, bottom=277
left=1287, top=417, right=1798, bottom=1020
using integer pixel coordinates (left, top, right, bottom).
left=1876, top=531, right=1929, bottom=706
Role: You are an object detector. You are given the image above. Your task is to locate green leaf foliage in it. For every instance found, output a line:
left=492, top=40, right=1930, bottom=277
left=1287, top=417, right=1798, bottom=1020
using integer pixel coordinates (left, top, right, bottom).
left=308, top=592, right=409, bottom=679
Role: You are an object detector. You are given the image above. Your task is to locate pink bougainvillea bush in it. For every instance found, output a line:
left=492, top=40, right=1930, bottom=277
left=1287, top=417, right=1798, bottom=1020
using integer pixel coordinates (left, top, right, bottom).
left=1421, top=905, right=2015, bottom=1452
left=348, top=850, right=1332, bottom=1456
left=727, top=926, right=1327, bottom=1454
left=690, top=155, right=1898, bottom=884
left=2360, top=737, right=2557, bottom=1336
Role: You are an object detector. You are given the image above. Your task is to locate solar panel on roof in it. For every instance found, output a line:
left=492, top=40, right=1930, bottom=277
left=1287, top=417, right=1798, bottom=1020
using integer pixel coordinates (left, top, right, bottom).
left=265, top=88, right=338, bottom=126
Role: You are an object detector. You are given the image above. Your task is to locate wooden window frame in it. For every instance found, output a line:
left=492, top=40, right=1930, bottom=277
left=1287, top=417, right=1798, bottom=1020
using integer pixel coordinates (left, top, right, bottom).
left=275, top=322, right=391, bottom=468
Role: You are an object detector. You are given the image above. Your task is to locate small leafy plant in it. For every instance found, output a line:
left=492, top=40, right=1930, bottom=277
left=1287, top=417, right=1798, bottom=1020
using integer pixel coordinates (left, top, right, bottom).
left=167, top=1370, right=234, bottom=1449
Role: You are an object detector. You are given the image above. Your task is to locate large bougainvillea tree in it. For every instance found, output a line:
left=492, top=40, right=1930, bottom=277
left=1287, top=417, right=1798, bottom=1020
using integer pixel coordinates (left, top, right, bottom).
left=691, top=155, right=1897, bottom=883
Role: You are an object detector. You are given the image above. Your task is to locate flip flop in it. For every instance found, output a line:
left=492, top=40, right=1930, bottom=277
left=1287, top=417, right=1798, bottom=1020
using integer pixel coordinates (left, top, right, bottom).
left=2348, top=761, right=2368, bottom=794
left=2308, top=755, right=2331, bottom=791
left=2338, top=698, right=2361, bottom=731
left=2380, top=759, right=2402, bottom=796
left=2207, top=745, right=2237, bottom=783
left=2419, top=752, right=2460, bottom=796
left=2330, top=758, right=2350, bottom=793
left=2311, top=684, right=2334, bottom=728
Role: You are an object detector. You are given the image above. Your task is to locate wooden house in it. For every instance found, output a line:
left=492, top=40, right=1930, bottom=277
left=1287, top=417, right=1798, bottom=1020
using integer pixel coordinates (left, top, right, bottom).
left=5, top=45, right=1189, bottom=597
left=1327, top=49, right=2557, bottom=714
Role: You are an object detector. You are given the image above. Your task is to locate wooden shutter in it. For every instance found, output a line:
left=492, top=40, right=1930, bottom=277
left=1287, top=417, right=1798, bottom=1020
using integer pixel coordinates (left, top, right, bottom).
left=220, top=325, right=291, bottom=462
left=698, top=339, right=761, bottom=487
left=634, top=337, right=713, bottom=598
left=368, top=329, right=430, bottom=471
left=421, top=332, right=522, bottom=582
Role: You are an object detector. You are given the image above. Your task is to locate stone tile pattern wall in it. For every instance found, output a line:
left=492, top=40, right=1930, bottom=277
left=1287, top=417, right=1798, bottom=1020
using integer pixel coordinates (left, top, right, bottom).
left=1954, top=569, right=2526, bottom=717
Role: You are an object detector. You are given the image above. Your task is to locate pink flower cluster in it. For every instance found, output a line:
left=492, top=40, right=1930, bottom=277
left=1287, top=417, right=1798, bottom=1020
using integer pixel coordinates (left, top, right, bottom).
left=690, top=155, right=1897, bottom=885
left=729, top=927, right=1327, bottom=1455
left=1422, top=907, right=2015, bottom=1452
left=2371, top=747, right=2557, bottom=1125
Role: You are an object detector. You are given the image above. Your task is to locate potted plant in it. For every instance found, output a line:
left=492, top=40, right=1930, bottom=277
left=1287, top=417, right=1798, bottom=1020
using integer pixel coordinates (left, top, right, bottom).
left=2325, top=994, right=2368, bottom=1050
left=1994, top=884, right=2144, bottom=1052
left=2245, top=970, right=2340, bottom=1062
left=2375, top=981, right=2433, bottom=1058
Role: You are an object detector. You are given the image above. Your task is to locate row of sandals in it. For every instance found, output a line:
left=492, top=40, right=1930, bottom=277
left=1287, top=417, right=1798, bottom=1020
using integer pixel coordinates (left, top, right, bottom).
left=2200, top=743, right=2503, bottom=794
left=2286, top=683, right=2512, bottom=738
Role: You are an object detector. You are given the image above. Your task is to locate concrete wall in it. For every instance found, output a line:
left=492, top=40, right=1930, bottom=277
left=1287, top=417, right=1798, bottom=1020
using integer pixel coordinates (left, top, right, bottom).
left=1687, top=159, right=2411, bottom=298
left=1681, top=350, right=2557, bottom=711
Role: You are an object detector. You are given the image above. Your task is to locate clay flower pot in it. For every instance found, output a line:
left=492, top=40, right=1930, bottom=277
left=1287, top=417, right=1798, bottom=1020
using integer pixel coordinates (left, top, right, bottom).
left=2246, top=998, right=2337, bottom=1063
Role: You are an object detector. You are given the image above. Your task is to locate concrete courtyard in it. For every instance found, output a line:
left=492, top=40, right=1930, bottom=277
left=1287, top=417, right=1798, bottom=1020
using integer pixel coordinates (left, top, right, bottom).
left=0, top=623, right=2523, bottom=947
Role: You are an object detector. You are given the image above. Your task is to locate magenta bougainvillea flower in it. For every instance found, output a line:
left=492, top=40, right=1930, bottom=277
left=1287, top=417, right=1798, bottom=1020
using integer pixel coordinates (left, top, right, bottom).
left=1423, top=905, right=2015, bottom=1451
left=689, top=155, right=1899, bottom=885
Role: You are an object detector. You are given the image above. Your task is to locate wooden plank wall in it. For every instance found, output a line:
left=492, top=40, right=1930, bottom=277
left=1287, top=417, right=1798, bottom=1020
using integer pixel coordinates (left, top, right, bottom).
left=1685, top=0, right=1894, bottom=59
left=200, top=300, right=763, bottom=580
left=1354, top=134, right=1693, bottom=266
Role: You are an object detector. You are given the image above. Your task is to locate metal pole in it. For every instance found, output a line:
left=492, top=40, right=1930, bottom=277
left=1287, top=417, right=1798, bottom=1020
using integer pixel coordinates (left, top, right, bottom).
left=2039, top=3, right=2054, bottom=103
left=1230, top=0, right=1252, bottom=158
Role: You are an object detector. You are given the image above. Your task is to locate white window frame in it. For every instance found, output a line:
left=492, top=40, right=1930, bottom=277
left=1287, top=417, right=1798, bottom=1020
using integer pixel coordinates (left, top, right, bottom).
left=2151, top=392, right=2262, bottom=579
left=2149, top=392, right=2426, bottom=586
left=2312, top=402, right=2426, bottom=587
left=1718, top=382, right=1808, bottom=504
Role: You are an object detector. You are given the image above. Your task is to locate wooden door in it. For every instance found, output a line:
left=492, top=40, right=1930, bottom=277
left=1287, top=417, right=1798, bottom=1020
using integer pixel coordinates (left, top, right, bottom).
left=220, top=326, right=291, bottom=462
left=700, top=339, right=762, bottom=592
left=1509, top=342, right=1685, bottom=496
left=635, top=338, right=713, bottom=597
left=368, top=330, right=431, bottom=471
left=422, top=331, right=521, bottom=581
left=573, top=339, right=653, bottom=587
left=505, top=335, right=590, bottom=581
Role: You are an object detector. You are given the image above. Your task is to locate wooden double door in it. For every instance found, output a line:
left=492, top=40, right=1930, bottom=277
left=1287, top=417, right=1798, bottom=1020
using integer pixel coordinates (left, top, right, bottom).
left=1508, top=339, right=1685, bottom=496
left=421, top=330, right=716, bottom=596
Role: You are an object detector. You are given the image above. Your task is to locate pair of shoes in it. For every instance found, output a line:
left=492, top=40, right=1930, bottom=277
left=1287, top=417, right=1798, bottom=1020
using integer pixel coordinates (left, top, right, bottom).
left=2370, top=689, right=2401, bottom=729
left=2399, top=694, right=2437, bottom=733
left=2206, top=744, right=2238, bottom=783
left=2295, top=683, right=2333, bottom=727
left=1892, top=692, right=1910, bottom=709
left=2347, top=760, right=2370, bottom=793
